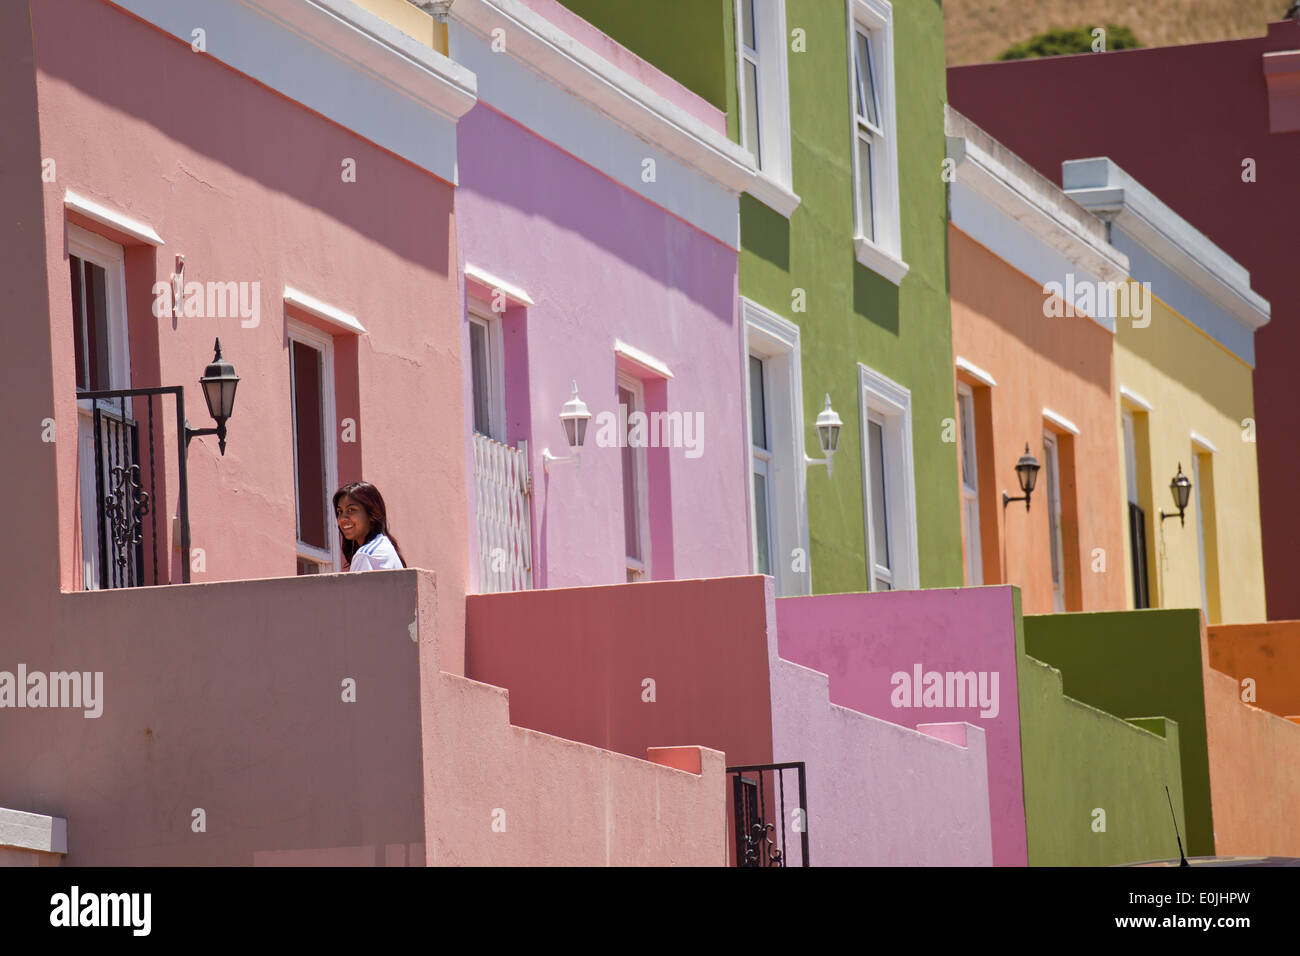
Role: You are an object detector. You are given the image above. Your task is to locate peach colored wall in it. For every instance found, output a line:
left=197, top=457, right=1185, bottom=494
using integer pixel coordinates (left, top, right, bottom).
left=1203, top=646, right=1300, bottom=856
left=949, top=226, right=1127, bottom=613
left=467, top=575, right=995, bottom=866
left=31, top=0, right=467, bottom=646
left=1208, top=621, right=1300, bottom=719
left=0, top=570, right=724, bottom=865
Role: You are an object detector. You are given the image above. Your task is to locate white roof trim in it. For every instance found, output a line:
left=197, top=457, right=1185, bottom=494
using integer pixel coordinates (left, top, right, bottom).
left=1042, top=407, right=1081, bottom=436
left=283, top=286, right=366, bottom=334
left=464, top=264, right=535, bottom=307
left=0, top=807, right=67, bottom=855
left=614, top=339, right=674, bottom=379
left=1119, top=386, right=1153, bottom=413
left=64, top=190, right=164, bottom=246
left=1062, top=158, right=1270, bottom=332
left=1190, top=431, right=1219, bottom=454
left=955, top=356, right=998, bottom=388
left=944, top=108, right=1128, bottom=285
left=450, top=0, right=760, bottom=197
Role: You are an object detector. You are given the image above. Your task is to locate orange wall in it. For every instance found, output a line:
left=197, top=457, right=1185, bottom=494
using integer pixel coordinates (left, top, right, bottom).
left=1208, top=621, right=1300, bottom=718
left=949, top=226, right=1127, bottom=613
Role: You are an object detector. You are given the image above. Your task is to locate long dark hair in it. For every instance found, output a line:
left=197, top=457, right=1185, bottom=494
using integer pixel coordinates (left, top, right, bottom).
left=333, top=481, right=407, bottom=568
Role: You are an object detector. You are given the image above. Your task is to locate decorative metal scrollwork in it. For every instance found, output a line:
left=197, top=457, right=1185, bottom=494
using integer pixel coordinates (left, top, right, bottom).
left=743, top=821, right=783, bottom=867
left=105, top=463, right=150, bottom=571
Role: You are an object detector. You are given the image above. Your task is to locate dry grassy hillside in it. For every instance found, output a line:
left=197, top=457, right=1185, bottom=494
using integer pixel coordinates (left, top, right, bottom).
left=944, top=0, right=1289, bottom=65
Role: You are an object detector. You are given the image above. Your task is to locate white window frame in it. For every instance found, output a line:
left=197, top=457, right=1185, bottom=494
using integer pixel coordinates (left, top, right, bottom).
left=287, top=319, right=339, bottom=573
left=467, top=301, right=506, bottom=441
left=749, top=352, right=776, bottom=576
left=1193, top=451, right=1210, bottom=615
left=742, top=299, right=811, bottom=596
left=735, top=0, right=797, bottom=214
left=858, top=362, right=918, bottom=590
left=1042, top=431, right=1065, bottom=612
left=957, top=384, right=983, bottom=586
left=69, top=226, right=132, bottom=591
left=846, top=0, right=907, bottom=285
left=617, top=371, right=651, bottom=582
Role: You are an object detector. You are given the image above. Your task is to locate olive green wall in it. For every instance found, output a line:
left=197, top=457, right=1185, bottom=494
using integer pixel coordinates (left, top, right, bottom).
left=1023, top=608, right=1214, bottom=857
left=559, top=0, right=962, bottom=592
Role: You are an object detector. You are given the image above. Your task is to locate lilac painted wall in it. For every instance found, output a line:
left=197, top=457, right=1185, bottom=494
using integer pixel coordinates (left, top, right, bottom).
left=457, top=100, right=751, bottom=588
left=776, top=587, right=1027, bottom=867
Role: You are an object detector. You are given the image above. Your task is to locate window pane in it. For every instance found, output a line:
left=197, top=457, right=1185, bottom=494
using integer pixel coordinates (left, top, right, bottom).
left=753, top=469, right=771, bottom=575
left=1122, top=411, right=1138, bottom=505
left=749, top=355, right=768, bottom=449
left=70, top=255, right=87, bottom=390
left=292, top=340, right=328, bottom=551
left=620, top=385, right=641, bottom=562
left=855, top=30, right=878, bottom=127
left=741, top=0, right=756, bottom=50
left=856, top=134, right=875, bottom=242
left=744, top=60, right=762, bottom=162
left=74, top=258, right=110, bottom=391
left=469, top=320, right=491, bottom=436
left=959, top=392, right=977, bottom=488
left=869, top=419, right=891, bottom=571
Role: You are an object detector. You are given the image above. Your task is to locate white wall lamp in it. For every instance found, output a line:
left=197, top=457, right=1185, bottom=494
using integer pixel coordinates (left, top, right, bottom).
left=804, top=394, right=843, bottom=477
left=542, top=381, right=591, bottom=473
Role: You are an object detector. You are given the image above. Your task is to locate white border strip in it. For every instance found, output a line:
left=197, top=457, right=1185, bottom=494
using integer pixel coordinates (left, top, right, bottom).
left=955, top=356, right=998, bottom=388
left=1042, top=407, right=1081, bottom=436
left=0, top=808, right=68, bottom=855
left=465, top=263, right=535, bottom=307
left=614, top=339, right=674, bottom=379
left=64, top=190, right=164, bottom=246
left=1119, top=385, right=1153, bottom=413
left=1190, top=431, right=1218, bottom=454
left=284, top=286, right=366, bottom=334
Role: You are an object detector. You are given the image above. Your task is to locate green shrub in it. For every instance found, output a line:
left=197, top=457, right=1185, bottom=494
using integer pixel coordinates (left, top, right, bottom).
left=997, top=24, right=1142, bottom=60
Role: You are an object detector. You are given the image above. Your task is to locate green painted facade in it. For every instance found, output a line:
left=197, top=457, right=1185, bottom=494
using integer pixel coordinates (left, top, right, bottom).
left=560, top=0, right=963, bottom=592
left=1023, top=609, right=1215, bottom=857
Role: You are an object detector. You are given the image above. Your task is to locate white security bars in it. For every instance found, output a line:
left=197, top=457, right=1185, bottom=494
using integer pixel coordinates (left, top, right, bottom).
left=473, top=433, right=533, bottom=592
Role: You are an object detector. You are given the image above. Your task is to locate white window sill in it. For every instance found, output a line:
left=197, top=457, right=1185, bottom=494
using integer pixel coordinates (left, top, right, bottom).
left=748, top=169, right=802, bottom=218
left=854, top=236, right=909, bottom=285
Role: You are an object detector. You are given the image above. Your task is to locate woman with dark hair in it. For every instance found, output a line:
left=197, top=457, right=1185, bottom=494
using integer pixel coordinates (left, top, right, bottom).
left=333, top=481, right=407, bottom=571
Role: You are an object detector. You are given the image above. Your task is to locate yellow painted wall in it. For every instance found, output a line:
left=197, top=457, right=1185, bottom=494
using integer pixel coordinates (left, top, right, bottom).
left=1114, top=294, right=1265, bottom=624
left=351, top=0, right=448, bottom=54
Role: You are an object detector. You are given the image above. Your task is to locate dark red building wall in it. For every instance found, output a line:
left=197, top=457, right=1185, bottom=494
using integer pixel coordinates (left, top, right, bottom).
left=948, top=21, right=1300, bottom=621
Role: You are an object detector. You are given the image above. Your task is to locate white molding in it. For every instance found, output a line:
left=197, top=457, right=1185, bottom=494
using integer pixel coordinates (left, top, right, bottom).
left=614, top=340, right=674, bottom=380
left=465, top=263, right=535, bottom=307
left=109, top=0, right=475, bottom=182
left=1119, top=385, right=1153, bottom=413
left=0, top=808, right=67, bottom=855
left=853, top=236, right=910, bottom=285
left=734, top=0, right=798, bottom=216
left=847, top=0, right=903, bottom=272
left=742, top=298, right=811, bottom=596
left=449, top=0, right=759, bottom=198
left=748, top=169, right=802, bottom=218
left=1190, top=431, right=1219, bottom=454
left=284, top=286, right=366, bottom=335
left=858, top=361, right=919, bottom=590
left=1062, top=158, right=1270, bottom=334
left=287, top=319, right=340, bottom=572
left=64, top=190, right=164, bottom=246
left=955, top=356, right=997, bottom=388
left=1042, top=407, right=1080, bottom=436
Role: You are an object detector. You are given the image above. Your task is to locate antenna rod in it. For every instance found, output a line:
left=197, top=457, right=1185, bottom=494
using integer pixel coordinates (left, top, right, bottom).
left=1165, top=786, right=1189, bottom=867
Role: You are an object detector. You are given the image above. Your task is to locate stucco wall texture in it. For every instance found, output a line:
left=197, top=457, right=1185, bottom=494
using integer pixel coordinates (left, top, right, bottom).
left=30, top=0, right=469, bottom=647
left=1208, top=621, right=1300, bottom=719
left=948, top=226, right=1126, bottom=612
left=0, top=570, right=726, bottom=866
left=467, top=575, right=995, bottom=866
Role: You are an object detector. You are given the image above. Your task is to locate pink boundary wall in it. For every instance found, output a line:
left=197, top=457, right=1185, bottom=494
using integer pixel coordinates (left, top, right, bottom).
left=456, top=77, right=750, bottom=591
left=776, top=587, right=1027, bottom=867
left=0, top=571, right=725, bottom=866
left=467, top=575, right=995, bottom=865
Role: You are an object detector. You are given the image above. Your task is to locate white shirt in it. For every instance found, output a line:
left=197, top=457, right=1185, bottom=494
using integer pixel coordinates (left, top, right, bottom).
left=348, top=533, right=404, bottom=571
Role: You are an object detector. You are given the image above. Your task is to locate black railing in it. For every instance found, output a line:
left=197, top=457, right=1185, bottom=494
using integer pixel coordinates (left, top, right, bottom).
left=77, top=387, right=193, bottom=588
left=726, top=761, right=809, bottom=867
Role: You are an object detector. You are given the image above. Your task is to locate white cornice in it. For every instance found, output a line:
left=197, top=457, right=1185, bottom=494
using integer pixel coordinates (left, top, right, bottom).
left=1042, top=407, right=1080, bottom=436
left=0, top=808, right=67, bottom=855
left=1062, top=158, right=1270, bottom=334
left=945, top=107, right=1128, bottom=285
left=955, top=356, right=997, bottom=388
left=465, top=264, right=534, bottom=306
left=284, top=286, right=366, bottom=334
left=449, top=0, right=759, bottom=198
left=64, top=190, right=164, bottom=246
left=1119, top=386, right=1153, bottom=413
left=614, top=340, right=674, bottom=379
